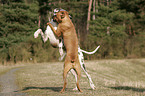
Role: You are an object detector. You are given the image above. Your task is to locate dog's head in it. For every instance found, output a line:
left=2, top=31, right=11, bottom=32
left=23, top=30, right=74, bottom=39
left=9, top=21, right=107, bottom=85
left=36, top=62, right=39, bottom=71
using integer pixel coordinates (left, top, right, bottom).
left=54, top=11, right=69, bottom=23
left=52, top=15, right=57, bottom=22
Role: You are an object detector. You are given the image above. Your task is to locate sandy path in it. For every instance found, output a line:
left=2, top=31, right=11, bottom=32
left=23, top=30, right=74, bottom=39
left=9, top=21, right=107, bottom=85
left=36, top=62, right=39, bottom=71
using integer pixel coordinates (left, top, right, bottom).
left=0, top=68, right=26, bottom=96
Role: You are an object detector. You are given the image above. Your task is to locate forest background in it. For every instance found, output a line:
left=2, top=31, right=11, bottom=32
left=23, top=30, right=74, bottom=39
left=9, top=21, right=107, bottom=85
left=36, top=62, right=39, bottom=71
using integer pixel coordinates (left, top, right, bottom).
left=0, top=0, right=144, bottom=65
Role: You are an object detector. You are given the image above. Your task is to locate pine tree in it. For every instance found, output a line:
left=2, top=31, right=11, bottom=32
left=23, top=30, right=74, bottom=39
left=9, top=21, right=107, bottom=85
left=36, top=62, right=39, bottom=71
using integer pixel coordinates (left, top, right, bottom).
left=88, top=0, right=145, bottom=59
left=0, top=0, right=39, bottom=64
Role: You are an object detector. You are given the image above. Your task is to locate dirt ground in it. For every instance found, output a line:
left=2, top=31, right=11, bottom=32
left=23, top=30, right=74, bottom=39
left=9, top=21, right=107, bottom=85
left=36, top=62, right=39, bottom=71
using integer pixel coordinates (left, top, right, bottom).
left=0, top=68, right=26, bottom=96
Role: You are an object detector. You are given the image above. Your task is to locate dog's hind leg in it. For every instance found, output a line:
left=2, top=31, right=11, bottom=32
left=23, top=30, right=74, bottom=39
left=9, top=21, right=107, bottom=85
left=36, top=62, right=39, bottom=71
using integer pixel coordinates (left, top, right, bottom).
left=81, top=64, right=96, bottom=90
left=60, top=63, right=72, bottom=93
left=74, top=63, right=83, bottom=92
left=70, top=69, right=78, bottom=90
left=78, top=50, right=96, bottom=90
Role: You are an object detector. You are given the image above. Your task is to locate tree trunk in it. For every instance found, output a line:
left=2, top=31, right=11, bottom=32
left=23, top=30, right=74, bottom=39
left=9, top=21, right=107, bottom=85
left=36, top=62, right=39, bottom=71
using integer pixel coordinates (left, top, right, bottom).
left=96, top=0, right=98, bottom=17
left=103, top=0, right=105, bottom=5
left=38, top=15, right=41, bottom=28
left=107, top=0, right=109, bottom=6
left=107, top=27, right=110, bottom=35
left=128, top=25, right=132, bottom=35
left=93, top=0, right=96, bottom=20
left=87, top=0, right=92, bottom=32
left=110, top=0, right=112, bottom=5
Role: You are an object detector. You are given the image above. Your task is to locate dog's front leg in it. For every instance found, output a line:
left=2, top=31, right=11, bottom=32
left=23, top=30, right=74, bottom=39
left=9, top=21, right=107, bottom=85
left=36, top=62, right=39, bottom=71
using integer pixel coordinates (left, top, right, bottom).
left=58, top=41, right=64, bottom=56
left=34, top=29, right=48, bottom=43
left=58, top=41, right=67, bottom=61
left=47, top=23, right=61, bottom=37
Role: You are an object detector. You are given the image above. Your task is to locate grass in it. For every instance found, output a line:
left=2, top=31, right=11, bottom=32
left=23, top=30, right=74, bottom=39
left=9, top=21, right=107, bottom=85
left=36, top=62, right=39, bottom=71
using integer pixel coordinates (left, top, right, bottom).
left=15, top=59, right=145, bottom=96
left=0, top=59, right=145, bottom=96
left=0, top=66, right=14, bottom=76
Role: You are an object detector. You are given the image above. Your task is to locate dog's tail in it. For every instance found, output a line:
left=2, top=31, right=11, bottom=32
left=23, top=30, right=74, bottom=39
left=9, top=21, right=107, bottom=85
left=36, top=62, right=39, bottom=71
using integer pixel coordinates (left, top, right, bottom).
left=79, top=45, right=100, bottom=55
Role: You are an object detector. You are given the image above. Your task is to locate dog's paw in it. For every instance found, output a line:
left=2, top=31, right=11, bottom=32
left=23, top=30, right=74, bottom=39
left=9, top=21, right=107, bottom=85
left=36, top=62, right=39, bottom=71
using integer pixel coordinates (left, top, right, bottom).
left=34, top=32, right=38, bottom=38
left=73, top=87, right=78, bottom=90
left=60, top=89, right=65, bottom=93
left=90, top=83, right=96, bottom=90
left=34, top=29, right=41, bottom=38
left=79, top=89, right=83, bottom=93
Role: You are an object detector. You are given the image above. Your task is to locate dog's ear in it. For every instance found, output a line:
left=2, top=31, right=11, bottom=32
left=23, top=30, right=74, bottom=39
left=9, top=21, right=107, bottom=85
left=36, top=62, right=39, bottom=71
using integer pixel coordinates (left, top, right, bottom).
left=52, top=15, right=57, bottom=22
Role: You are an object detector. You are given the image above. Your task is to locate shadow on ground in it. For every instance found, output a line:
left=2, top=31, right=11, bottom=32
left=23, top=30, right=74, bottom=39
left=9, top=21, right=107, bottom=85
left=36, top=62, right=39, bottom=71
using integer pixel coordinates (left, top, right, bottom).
left=20, top=86, right=90, bottom=93
left=108, top=86, right=145, bottom=92
left=21, top=86, right=63, bottom=92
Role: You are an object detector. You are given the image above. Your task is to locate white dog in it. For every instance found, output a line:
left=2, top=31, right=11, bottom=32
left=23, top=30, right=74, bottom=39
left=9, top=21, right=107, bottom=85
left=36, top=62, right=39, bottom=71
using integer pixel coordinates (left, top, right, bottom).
left=34, top=19, right=100, bottom=90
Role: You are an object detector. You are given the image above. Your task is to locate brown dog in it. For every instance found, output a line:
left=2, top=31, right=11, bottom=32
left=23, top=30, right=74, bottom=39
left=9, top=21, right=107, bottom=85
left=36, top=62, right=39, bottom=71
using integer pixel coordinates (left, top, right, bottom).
left=47, top=11, right=82, bottom=93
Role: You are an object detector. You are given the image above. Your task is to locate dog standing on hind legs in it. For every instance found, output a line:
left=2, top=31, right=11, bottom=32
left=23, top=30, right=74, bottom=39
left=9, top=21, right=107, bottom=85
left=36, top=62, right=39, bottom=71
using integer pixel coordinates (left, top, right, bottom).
left=47, top=11, right=82, bottom=93
left=34, top=17, right=100, bottom=91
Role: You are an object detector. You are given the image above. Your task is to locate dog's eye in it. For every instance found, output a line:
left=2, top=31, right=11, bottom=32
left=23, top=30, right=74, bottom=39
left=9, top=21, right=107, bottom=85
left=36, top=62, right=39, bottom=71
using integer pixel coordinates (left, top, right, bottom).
left=61, top=12, right=65, bottom=14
